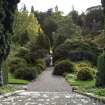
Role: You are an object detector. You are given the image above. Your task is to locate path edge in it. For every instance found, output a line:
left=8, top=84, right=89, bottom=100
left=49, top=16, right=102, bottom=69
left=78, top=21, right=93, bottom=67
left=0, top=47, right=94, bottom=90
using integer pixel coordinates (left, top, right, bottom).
left=0, top=90, right=25, bottom=99
left=73, top=89, right=105, bottom=104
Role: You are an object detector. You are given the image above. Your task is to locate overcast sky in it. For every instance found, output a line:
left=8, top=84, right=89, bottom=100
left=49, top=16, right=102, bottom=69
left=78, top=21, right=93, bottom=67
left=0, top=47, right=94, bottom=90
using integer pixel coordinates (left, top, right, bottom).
left=18, top=0, right=101, bottom=14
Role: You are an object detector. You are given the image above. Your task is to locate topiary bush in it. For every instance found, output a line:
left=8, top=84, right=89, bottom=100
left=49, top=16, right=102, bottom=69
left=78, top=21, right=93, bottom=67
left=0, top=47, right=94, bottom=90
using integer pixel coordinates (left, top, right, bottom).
left=77, top=67, right=94, bottom=81
left=96, top=53, right=105, bottom=87
left=53, top=60, right=74, bottom=76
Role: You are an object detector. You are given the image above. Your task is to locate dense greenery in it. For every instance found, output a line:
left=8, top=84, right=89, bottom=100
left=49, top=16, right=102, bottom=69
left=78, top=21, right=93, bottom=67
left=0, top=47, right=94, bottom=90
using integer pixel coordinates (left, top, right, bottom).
left=53, top=60, right=74, bottom=76
left=77, top=67, right=94, bottom=81
left=53, top=40, right=101, bottom=65
left=13, top=7, right=41, bottom=46
left=4, top=5, right=48, bottom=82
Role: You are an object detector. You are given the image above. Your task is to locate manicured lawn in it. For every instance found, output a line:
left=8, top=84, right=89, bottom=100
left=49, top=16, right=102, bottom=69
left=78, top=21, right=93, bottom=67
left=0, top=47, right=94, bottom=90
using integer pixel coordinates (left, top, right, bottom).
left=65, top=73, right=105, bottom=97
left=8, top=73, right=30, bottom=85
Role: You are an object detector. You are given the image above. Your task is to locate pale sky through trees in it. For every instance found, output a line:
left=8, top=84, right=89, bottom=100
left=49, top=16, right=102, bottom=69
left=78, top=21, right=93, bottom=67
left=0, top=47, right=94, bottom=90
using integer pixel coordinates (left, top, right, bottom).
left=18, top=0, right=101, bottom=14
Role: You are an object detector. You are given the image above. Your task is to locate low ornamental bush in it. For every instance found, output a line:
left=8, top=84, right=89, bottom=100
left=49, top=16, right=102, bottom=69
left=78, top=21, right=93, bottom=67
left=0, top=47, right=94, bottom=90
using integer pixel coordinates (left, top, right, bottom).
left=8, top=57, right=27, bottom=73
left=14, top=66, right=37, bottom=80
left=77, top=67, right=94, bottom=81
left=8, top=57, right=38, bottom=80
left=53, top=60, right=74, bottom=76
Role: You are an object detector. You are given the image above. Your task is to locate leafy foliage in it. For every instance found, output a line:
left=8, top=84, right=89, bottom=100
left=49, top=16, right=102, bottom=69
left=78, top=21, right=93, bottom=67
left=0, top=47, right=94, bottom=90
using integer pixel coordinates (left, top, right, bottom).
left=53, top=60, right=74, bottom=76
left=8, top=57, right=27, bottom=73
left=53, top=40, right=101, bottom=65
left=77, top=67, right=94, bottom=81
left=13, top=10, right=41, bottom=45
left=14, top=66, right=37, bottom=80
left=53, top=17, right=81, bottom=47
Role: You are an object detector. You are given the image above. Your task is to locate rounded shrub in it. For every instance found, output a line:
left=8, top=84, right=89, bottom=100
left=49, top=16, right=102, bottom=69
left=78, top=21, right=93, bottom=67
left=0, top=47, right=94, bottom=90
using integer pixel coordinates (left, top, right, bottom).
left=14, top=66, right=37, bottom=80
left=96, top=53, right=105, bottom=87
left=75, top=61, right=93, bottom=72
left=53, top=60, right=74, bottom=76
left=8, top=57, right=27, bottom=73
left=77, top=67, right=94, bottom=81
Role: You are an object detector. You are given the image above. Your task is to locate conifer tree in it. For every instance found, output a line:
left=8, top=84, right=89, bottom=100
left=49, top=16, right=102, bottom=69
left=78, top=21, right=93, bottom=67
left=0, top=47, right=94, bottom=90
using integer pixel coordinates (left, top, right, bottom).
left=0, top=0, right=19, bottom=85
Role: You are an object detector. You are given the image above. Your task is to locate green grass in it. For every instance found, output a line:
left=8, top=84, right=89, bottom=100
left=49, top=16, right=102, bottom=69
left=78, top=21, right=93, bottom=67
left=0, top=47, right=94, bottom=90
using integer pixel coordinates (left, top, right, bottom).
left=0, top=73, right=30, bottom=94
left=8, top=73, right=30, bottom=85
left=0, top=85, right=16, bottom=94
left=65, top=73, right=105, bottom=97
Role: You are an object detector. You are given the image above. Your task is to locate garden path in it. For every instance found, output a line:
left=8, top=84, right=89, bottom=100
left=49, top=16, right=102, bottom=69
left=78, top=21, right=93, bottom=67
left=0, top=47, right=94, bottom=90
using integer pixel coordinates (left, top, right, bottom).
left=27, top=67, right=72, bottom=92
left=0, top=67, right=104, bottom=105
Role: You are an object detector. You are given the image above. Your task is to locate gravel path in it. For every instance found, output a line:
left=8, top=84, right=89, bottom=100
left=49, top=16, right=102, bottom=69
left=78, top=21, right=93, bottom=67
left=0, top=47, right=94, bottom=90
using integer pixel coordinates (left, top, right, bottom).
left=27, top=67, right=72, bottom=92
left=0, top=67, right=104, bottom=105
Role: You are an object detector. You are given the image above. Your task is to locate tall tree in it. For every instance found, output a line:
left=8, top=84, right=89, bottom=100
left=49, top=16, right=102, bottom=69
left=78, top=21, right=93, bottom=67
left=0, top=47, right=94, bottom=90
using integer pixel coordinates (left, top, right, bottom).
left=31, top=6, right=35, bottom=14
left=68, top=8, right=79, bottom=25
left=95, top=0, right=105, bottom=88
left=0, top=0, right=19, bottom=85
left=101, top=0, right=105, bottom=31
left=34, top=11, right=58, bottom=51
left=13, top=9, right=40, bottom=45
left=101, top=0, right=105, bottom=12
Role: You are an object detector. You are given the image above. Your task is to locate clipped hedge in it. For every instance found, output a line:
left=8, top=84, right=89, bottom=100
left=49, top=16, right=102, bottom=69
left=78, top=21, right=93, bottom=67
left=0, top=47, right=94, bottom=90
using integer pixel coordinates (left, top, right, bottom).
left=53, top=60, right=74, bottom=76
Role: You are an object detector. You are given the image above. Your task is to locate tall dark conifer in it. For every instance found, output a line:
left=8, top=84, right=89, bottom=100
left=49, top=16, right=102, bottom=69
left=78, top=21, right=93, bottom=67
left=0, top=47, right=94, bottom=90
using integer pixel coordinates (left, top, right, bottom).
left=96, top=0, right=105, bottom=87
left=0, top=0, right=19, bottom=85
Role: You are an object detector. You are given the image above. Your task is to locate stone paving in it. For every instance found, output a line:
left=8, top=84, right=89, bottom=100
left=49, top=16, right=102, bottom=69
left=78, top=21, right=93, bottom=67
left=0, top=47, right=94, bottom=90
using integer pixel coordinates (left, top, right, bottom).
left=0, top=91, right=104, bottom=105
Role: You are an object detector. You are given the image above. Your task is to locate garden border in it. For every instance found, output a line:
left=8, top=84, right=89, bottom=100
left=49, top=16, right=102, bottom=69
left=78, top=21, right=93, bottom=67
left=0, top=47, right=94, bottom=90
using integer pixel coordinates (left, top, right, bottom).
left=73, top=89, right=105, bottom=104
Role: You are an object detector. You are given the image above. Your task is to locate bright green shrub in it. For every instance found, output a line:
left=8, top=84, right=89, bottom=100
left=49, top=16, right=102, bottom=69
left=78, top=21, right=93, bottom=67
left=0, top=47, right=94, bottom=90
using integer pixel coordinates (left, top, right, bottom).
left=53, top=60, right=74, bottom=76
left=75, top=61, right=93, bottom=72
left=15, top=47, right=29, bottom=59
left=77, top=67, right=94, bottom=81
left=96, top=53, right=105, bottom=87
left=95, top=88, right=105, bottom=96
